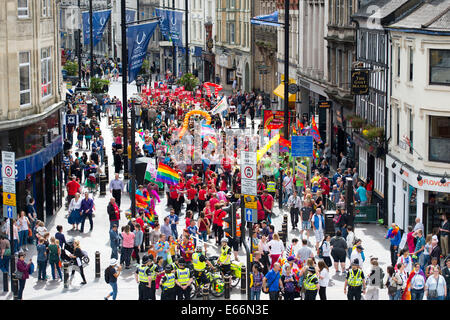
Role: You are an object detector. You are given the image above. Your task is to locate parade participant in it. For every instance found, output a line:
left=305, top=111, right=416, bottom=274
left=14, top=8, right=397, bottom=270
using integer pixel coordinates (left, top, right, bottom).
left=281, top=264, right=297, bottom=300
left=175, top=258, right=193, bottom=300
left=217, top=237, right=232, bottom=275
left=168, top=208, right=179, bottom=239
left=261, top=190, right=274, bottom=223
left=179, top=235, right=195, bottom=268
left=386, top=223, right=402, bottom=267
left=160, top=264, right=176, bottom=300
left=344, top=259, right=366, bottom=300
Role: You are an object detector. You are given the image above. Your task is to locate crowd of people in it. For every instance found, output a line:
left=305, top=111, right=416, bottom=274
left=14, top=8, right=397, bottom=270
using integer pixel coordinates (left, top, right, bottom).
left=1, top=72, right=449, bottom=302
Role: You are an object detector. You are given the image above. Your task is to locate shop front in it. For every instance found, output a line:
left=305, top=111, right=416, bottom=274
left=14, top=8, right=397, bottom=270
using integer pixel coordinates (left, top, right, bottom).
left=386, top=155, right=450, bottom=235
left=0, top=108, right=64, bottom=222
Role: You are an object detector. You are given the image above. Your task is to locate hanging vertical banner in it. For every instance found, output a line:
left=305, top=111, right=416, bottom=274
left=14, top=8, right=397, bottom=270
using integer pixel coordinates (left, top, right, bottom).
left=127, top=21, right=159, bottom=83
left=126, top=9, right=136, bottom=23
left=82, top=10, right=112, bottom=47
left=154, top=9, right=183, bottom=46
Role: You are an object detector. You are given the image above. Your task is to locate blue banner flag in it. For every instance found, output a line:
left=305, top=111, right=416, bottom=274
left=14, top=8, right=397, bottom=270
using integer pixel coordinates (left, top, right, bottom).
left=251, top=11, right=280, bottom=27
left=82, top=10, right=111, bottom=47
left=154, top=9, right=183, bottom=46
left=127, top=21, right=158, bottom=83
left=126, top=9, right=136, bottom=23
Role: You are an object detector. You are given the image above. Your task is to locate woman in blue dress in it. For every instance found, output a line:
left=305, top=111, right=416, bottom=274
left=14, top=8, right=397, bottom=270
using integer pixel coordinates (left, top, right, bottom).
left=68, top=192, right=83, bottom=231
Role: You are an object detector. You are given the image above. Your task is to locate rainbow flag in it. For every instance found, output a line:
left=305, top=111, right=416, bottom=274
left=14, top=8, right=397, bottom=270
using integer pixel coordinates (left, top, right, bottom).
left=206, top=136, right=218, bottom=149
left=311, top=116, right=323, bottom=143
left=156, top=163, right=180, bottom=185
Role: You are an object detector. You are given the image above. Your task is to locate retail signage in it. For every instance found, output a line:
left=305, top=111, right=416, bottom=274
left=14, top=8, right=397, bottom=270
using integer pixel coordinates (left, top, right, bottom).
left=351, top=69, right=370, bottom=95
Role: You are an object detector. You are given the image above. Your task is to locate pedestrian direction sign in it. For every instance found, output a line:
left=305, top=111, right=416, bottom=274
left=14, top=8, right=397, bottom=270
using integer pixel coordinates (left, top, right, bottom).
left=3, top=205, right=17, bottom=219
left=245, top=208, right=257, bottom=223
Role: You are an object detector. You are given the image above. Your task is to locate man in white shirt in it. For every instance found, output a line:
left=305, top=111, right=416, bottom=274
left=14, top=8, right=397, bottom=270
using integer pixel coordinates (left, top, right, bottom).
left=296, top=239, right=314, bottom=264
left=282, top=171, right=294, bottom=207
left=287, top=190, right=302, bottom=229
left=413, top=217, right=424, bottom=233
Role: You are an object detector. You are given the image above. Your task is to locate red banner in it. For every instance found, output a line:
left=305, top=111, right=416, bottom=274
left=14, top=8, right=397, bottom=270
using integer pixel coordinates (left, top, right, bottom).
left=263, top=110, right=290, bottom=131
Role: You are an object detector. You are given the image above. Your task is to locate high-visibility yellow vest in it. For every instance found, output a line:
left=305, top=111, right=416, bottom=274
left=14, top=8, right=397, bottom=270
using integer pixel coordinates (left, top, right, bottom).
left=219, top=245, right=231, bottom=265
left=138, top=265, right=149, bottom=283
left=347, top=269, right=363, bottom=287
left=303, top=273, right=318, bottom=291
left=192, top=253, right=206, bottom=271
left=161, top=273, right=176, bottom=290
left=176, top=268, right=191, bottom=285
left=266, top=181, right=276, bottom=192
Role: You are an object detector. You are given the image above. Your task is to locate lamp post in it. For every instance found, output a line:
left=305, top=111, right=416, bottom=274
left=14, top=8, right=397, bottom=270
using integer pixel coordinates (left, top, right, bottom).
left=121, top=0, right=129, bottom=178
left=283, top=0, right=290, bottom=139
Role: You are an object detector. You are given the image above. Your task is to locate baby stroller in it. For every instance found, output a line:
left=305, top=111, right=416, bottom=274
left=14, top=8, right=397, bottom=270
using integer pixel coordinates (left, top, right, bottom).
left=62, top=239, right=90, bottom=266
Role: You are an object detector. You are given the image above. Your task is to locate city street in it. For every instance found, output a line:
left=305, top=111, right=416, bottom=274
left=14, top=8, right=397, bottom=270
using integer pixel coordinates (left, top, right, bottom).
left=0, top=80, right=394, bottom=301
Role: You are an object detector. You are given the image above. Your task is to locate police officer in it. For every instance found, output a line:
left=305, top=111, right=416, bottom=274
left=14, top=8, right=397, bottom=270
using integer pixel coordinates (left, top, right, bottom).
left=134, top=254, right=157, bottom=300
left=344, top=259, right=366, bottom=300
left=266, top=176, right=277, bottom=200
left=175, top=258, right=193, bottom=300
left=303, top=266, right=319, bottom=300
left=217, top=237, right=232, bottom=275
left=160, top=264, right=176, bottom=300
left=192, top=246, right=213, bottom=289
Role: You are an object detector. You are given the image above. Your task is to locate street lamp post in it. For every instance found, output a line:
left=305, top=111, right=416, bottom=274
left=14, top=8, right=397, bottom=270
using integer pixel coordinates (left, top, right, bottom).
left=89, top=0, right=94, bottom=78
left=283, top=0, right=290, bottom=139
left=121, top=0, right=129, bottom=178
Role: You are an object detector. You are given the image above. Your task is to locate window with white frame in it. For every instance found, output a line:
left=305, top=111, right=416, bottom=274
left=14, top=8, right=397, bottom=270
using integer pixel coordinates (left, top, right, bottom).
left=19, top=51, right=31, bottom=106
left=41, top=47, right=52, bottom=99
left=42, top=0, right=52, bottom=17
left=18, top=0, right=29, bottom=18
left=359, top=148, right=368, bottom=181
left=375, top=158, right=385, bottom=195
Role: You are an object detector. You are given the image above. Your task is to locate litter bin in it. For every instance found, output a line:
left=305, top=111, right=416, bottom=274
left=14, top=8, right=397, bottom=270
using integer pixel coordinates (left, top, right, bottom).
left=324, top=210, right=336, bottom=237
left=86, top=100, right=93, bottom=118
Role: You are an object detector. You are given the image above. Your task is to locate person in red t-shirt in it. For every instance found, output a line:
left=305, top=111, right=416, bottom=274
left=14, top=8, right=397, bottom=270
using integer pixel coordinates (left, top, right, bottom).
left=319, top=175, right=330, bottom=196
left=66, top=176, right=81, bottom=204
left=261, top=190, right=274, bottom=223
left=257, top=178, right=266, bottom=196
left=205, top=168, right=213, bottom=181
left=169, top=186, right=181, bottom=215
left=186, top=186, right=197, bottom=213
left=219, top=175, right=228, bottom=192
left=198, top=185, right=207, bottom=213
left=213, top=203, right=227, bottom=245
left=209, top=194, right=219, bottom=212
left=221, top=157, right=232, bottom=186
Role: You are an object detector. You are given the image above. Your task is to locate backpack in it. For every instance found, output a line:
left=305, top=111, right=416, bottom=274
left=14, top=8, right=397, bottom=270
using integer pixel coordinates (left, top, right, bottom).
left=105, top=267, right=111, bottom=284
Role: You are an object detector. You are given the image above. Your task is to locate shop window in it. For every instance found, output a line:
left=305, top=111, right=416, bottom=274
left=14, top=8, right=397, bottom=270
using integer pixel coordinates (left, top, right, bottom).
left=429, top=116, right=450, bottom=163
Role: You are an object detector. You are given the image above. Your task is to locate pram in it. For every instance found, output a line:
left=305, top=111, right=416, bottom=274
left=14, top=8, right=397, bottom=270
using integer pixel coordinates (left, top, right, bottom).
left=61, top=239, right=90, bottom=267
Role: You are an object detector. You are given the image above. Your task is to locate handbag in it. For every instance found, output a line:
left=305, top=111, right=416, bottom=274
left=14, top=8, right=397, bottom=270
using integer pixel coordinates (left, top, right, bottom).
left=3, top=248, right=11, bottom=256
left=428, top=277, right=439, bottom=298
left=263, top=272, right=278, bottom=294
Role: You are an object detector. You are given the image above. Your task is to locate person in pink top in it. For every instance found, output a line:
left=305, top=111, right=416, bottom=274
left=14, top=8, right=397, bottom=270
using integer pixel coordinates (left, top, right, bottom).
left=120, top=225, right=135, bottom=269
left=406, top=226, right=416, bottom=254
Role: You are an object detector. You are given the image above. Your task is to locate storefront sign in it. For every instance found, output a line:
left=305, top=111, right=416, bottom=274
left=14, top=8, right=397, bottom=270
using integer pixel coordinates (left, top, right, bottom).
left=318, top=101, right=331, bottom=108
left=351, top=69, right=370, bottom=95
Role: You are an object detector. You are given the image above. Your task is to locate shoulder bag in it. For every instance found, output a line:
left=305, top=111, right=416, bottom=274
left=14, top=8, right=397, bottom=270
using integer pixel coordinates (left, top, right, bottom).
left=428, top=277, right=439, bottom=298
left=263, top=272, right=278, bottom=294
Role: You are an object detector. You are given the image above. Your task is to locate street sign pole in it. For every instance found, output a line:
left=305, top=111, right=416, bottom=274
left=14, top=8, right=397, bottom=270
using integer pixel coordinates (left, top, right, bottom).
left=2, top=148, right=16, bottom=293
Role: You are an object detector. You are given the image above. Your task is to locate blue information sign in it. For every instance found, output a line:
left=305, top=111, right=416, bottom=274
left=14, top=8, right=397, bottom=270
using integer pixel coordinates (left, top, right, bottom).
left=291, top=136, right=314, bottom=157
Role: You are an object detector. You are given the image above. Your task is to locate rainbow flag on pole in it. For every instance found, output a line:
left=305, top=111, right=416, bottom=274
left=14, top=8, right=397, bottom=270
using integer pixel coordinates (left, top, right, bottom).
left=311, top=116, right=323, bottom=143
left=156, top=163, right=180, bottom=185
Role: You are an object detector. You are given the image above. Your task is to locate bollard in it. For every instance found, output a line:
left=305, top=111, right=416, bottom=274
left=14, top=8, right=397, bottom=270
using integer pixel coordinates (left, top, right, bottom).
left=224, top=275, right=231, bottom=300
left=99, top=175, right=107, bottom=195
left=202, top=284, right=209, bottom=300
left=240, top=265, right=247, bottom=295
left=144, top=227, right=150, bottom=251
left=12, top=274, right=19, bottom=300
left=104, top=157, right=109, bottom=181
left=95, top=251, right=101, bottom=278
left=63, top=262, right=69, bottom=288
left=3, top=272, right=8, bottom=292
